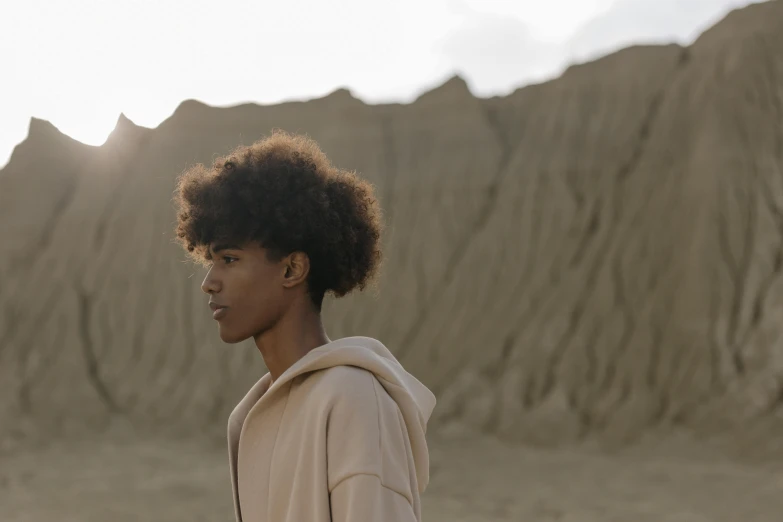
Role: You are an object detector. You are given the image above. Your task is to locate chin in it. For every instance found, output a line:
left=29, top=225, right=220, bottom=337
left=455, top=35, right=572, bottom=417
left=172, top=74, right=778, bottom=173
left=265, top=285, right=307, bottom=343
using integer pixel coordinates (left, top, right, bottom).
left=218, top=327, right=251, bottom=344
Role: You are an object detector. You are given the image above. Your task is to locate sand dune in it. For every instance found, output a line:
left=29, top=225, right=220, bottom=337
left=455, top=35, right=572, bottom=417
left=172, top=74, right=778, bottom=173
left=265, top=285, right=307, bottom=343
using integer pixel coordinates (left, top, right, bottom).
left=2, top=1, right=783, bottom=520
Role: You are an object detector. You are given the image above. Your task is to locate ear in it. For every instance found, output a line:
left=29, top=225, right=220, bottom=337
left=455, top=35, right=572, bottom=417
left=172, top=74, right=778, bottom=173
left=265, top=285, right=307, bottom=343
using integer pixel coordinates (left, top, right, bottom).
left=281, top=251, right=310, bottom=288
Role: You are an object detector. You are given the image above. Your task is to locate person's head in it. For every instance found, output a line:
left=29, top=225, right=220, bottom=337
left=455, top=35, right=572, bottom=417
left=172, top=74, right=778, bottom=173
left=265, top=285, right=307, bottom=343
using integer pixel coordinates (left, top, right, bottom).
left=172, top=130, right=383, bottom=343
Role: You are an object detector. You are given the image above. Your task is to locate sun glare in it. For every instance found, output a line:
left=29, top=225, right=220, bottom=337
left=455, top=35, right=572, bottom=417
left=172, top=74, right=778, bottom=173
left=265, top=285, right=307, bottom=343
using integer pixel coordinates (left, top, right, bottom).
left=36, top=104, right=175, bottom=149
left=54, top=115, right=120, bottom=147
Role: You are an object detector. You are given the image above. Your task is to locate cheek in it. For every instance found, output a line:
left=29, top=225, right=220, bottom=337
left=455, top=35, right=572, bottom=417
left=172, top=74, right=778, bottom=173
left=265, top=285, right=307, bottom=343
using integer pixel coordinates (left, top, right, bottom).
left=232, top=267, right=283, bottom=322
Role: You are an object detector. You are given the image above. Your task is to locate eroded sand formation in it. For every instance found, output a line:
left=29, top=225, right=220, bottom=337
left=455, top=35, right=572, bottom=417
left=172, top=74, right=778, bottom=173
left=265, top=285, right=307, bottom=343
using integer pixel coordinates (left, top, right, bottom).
left=1, top=2, right=783, bottom=463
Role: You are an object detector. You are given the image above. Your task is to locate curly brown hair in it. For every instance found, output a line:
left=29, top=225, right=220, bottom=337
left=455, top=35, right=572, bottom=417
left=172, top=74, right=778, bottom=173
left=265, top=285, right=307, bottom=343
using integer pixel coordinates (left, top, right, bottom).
left=172, top=130, right=383, bottom=308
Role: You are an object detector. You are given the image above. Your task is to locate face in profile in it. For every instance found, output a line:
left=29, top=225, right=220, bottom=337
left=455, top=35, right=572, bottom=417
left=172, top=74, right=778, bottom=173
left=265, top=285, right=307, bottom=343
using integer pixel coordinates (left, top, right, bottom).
left=201, top=242, right=289, bottom=343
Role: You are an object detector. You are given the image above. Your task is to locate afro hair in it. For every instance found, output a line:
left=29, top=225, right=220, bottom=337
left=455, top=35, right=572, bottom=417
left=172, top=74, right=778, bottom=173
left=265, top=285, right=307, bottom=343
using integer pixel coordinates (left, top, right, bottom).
left=173, top=129, right=383, bottom=308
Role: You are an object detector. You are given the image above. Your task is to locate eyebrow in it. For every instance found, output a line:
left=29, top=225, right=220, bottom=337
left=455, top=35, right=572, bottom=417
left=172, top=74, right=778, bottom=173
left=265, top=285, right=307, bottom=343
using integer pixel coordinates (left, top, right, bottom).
left=209, top=243, right=243, bottom=255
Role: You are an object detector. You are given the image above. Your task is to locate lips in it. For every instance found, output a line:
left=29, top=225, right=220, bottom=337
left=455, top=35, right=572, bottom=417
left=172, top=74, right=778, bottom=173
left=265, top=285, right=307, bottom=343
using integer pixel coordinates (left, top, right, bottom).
left=209, top=301, right=228, bottom=320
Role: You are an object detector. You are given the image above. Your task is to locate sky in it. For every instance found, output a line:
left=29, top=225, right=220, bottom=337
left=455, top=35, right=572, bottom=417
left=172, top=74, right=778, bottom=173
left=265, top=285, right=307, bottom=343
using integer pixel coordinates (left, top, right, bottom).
left=0, top=0, right=765, bottom=169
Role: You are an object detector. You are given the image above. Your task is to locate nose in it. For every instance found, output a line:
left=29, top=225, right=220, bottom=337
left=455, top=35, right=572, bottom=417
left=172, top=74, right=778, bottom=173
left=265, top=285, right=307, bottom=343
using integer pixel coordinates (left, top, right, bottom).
left=201, top=267, right=221, bottom=295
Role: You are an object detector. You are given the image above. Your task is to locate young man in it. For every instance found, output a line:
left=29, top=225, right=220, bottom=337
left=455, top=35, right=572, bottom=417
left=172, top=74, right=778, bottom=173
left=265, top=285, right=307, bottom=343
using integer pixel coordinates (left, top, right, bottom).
left=173, top=130, right=436, bottom=522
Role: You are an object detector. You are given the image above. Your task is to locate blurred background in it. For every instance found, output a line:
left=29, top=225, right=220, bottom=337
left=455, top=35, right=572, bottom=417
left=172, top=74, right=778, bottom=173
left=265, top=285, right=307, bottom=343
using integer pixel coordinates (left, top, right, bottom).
left=2, top=0, right=783, bottom=520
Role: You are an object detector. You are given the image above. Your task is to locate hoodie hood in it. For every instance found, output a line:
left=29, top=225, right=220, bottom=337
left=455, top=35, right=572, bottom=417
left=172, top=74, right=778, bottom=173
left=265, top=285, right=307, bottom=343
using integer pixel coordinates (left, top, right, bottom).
left=229, top=336, right=437, bottom=492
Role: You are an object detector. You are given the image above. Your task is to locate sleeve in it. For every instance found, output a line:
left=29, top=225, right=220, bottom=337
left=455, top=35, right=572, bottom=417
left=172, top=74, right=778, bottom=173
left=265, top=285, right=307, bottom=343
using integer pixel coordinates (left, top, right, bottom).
left=330, top=474, right=417, bottom=521
left=326, top=368, right=418, bottom=522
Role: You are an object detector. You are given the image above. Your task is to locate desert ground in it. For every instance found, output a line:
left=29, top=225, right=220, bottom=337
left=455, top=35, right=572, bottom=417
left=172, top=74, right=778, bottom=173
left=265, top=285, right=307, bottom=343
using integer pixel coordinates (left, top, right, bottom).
left=2, top=428, right=783, bottom=521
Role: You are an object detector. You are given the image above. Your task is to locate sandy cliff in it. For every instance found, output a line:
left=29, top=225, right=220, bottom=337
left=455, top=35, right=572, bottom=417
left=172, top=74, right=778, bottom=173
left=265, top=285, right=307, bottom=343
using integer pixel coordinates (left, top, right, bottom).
left=2, top=0, right=783, bottom=457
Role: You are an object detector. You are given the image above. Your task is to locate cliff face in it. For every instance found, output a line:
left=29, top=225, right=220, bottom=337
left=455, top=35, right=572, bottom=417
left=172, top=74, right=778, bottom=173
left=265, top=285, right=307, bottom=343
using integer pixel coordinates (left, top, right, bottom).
left=2, top=0, right=783, bottom=452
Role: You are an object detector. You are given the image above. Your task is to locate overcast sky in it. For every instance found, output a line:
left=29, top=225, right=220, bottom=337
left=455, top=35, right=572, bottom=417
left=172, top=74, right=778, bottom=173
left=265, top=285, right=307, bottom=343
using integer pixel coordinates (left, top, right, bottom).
left=0, top=0, right=765, bottom=168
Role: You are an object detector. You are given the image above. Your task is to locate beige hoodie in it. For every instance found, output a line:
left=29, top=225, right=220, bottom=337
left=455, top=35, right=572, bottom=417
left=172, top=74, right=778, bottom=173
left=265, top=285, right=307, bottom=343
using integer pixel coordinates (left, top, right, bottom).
left=227, top=336, right=437, bottom=522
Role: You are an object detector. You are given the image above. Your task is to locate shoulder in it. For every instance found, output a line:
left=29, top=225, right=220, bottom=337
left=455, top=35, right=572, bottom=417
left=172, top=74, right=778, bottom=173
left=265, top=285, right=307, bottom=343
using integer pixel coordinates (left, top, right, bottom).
left=317, top=366, right=411, bottom=493
left=317, top=364, right=375, bottom=387
left=305, top=364, right=409, bottom=437
left=310, top=365, right=385, bottom=413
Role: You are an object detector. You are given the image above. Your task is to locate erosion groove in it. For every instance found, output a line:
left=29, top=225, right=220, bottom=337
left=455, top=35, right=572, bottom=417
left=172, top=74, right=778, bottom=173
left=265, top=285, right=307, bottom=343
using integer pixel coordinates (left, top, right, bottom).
left=76, top=285, right=122, bottom=414
left=1, top=1, right=783, bottom=455
left=398, top=101, right=513, bottom=360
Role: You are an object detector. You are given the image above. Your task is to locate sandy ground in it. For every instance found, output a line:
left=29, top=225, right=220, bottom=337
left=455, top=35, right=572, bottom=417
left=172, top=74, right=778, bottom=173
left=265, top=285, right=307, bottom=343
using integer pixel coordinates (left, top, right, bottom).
left=2, top=431, right=782, bottom=522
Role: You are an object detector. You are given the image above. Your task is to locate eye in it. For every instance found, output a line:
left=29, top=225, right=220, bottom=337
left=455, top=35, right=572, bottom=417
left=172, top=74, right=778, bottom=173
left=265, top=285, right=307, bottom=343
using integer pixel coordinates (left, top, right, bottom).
left=223, top=255, right=238, bottom=265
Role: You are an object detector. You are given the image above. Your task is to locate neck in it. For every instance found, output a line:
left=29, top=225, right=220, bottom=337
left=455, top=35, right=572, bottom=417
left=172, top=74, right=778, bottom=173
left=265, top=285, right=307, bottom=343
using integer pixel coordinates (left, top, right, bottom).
left=254, top=297, right=330, bottom=383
